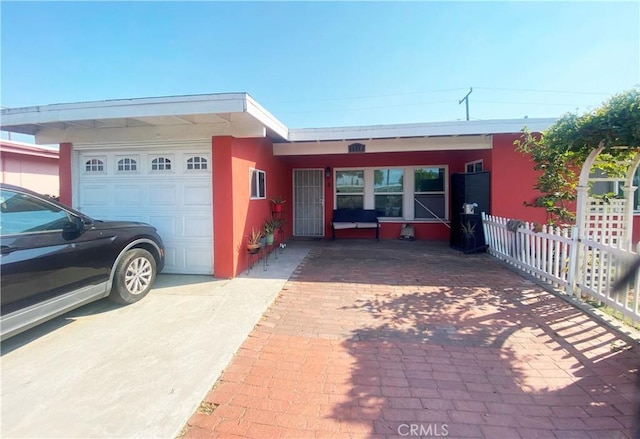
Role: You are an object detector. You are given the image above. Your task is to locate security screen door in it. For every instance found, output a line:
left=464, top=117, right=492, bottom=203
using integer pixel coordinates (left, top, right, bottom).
left=293, top=169, right=324, bottom=236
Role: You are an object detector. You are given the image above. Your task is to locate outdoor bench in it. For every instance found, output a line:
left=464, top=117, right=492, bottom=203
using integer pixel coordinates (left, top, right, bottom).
left=332, top=208, right=380, bottom=240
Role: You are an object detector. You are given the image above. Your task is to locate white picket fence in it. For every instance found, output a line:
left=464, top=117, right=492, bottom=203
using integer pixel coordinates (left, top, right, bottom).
left=482, top=213, right=640, bottom=327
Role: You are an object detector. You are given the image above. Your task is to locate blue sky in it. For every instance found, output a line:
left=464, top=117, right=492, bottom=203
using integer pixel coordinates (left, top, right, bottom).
left=1, top=1, right=639, bottom=142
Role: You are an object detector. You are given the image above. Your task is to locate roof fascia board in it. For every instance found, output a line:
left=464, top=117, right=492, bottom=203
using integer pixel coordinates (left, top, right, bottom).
left=0, top=143, right=59, bottom=159
left=287, top=118, right=556, bottom=142
left=33, top=122, right=231, bottom=145
left=244, top=95, right=289, bottom=140
left=1, top=93, right=248, bottom=127
left=274, top=135, right=492, bottom=156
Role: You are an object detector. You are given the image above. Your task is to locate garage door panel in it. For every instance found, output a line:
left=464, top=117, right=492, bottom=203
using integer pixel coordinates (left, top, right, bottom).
left=148, top=216, right=178, bottom=238
left=183, top=247, right=213, bottom=273
left=114, top=185, right=142, bottom=205
left=184, top=185, right=211, bottom=205
left=184, top=217, right=212, bottom=238
left=163, top=246, right=178, bottom=271
left=149, top=185, right=176, bottom=206
left=78, top=146, right=213, bottom=275
left=81, top=185, right=110, bottom=206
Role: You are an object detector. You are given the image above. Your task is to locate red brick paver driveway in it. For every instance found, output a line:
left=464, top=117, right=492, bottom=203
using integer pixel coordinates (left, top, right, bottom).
left=183, top=240, right=639, bottom=439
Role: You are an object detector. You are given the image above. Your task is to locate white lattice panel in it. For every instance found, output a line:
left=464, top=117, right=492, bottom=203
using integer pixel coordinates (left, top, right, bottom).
left=583, top=198, right=627, bottom=246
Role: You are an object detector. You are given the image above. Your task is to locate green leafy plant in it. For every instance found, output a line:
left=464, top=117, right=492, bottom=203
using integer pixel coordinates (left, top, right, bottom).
left=246, top=227, right=263, bottom=246
left=270, top=196, right=286, bottom=205
left=262, top=217, right=282, bottom=235
left=461, top=221, right=476, bottom=236
left=516, top=88, right=640, bottom=226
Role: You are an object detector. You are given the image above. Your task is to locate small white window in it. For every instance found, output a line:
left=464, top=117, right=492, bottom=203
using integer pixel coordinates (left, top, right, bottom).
left=150, top=156, right=172, bottom=172
left=250, top=168, right=266, bottom=199
left=117, top=157, right=138, bottom=173
left=186, top=156, right=208, bottom=171
left=465, top=160, right=483, bottom=173
left=85, top=158, right=106, bottom=173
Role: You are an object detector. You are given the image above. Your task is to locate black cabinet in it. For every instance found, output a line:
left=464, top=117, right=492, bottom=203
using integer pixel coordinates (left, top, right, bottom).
left=450, top=172, right=490, bottom=253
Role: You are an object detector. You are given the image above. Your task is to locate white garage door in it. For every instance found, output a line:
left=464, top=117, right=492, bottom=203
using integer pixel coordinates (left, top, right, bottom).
left=75, top=141, right=213, bottom=275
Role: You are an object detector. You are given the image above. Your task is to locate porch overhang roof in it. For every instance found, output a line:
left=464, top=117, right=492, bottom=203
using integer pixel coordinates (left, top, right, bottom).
left=285, top=118, right=556, bottom=142
left=0, top=93, right=289, bottom=144
left=273, top=117, right=556, bottom=155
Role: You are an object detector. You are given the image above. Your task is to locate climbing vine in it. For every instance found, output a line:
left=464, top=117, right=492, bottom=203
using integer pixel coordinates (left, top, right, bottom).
left=516, top=88, right=640, bottom=225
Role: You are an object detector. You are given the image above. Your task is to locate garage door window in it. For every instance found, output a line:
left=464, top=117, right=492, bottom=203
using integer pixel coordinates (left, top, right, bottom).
left=117, top=157, right=138, bottom=173
left=186, top=156, right=208, bottom=171
left=150, top=156, right=172, bottom=172
left=84, top=158, right=106, bottom=174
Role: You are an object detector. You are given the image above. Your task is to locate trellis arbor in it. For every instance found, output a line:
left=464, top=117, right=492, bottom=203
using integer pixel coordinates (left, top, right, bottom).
left=486, top=89, right=640, bottom=326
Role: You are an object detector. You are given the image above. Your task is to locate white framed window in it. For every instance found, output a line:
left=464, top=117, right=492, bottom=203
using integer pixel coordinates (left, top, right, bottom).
left=250, top=168, right=266, bottom=199
left=414, top=167, right=446, bottom=220
left=335, top=169, right=364, bottom=209
left=186, top=155, right=209, bottom=171
left=465, top=160, right=483, bottom=173
left=374, top=168, right=404, bottom=218
left=332, top=165, right=448, bottom=221
left=116, top=156, right=138, bottom=173
left=150, top=156, right=173, bottom=172
left=84, top=157, right=106, bottom=174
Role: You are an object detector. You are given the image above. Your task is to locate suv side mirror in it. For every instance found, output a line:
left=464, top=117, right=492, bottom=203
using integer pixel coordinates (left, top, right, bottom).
left=62, top=215, right=86, bottom=238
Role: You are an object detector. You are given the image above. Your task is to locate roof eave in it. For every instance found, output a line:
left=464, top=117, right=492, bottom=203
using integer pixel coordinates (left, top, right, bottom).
left=0, top=93, right=289, bottom=141
left=286, top=118, right=557, bottom=142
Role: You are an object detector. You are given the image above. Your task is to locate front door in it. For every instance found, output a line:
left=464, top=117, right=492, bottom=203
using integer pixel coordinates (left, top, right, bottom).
left=293, top=169, right=324, bottom=237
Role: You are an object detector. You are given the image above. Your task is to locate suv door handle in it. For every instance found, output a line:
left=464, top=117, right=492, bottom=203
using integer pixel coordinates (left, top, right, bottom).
left=1, top=245, right=18, bottom=255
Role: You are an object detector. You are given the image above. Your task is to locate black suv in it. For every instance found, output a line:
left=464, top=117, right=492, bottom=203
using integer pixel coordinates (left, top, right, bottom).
left=0, top=183, right=165, bottom=340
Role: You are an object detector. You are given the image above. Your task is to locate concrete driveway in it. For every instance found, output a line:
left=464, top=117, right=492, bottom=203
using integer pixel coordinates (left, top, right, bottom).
left=0, top=244, right=310, bottom=438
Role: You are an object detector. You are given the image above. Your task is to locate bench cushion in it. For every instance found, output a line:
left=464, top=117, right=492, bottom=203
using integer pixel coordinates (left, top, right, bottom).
left=356, top=222, right=379, bottom=228
left=332, top=209, right=380, bottom=240
left=332, top=222, right=356, bottom=230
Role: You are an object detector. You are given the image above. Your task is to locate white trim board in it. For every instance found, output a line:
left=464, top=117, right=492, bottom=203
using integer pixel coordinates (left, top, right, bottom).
left=274, top=135, right=492, bottom=156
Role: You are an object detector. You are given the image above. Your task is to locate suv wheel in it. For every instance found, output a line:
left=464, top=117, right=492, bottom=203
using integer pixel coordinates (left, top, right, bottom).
left=109, top=249, right=157, bottom=304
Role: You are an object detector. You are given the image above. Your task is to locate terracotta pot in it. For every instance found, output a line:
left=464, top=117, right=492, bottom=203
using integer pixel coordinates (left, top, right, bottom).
left=247, top=243, right=261, bottom=254
left=272, top=204, right=283, bottom=213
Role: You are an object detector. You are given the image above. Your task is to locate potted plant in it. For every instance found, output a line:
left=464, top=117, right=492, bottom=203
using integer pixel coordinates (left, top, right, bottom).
left=271, top=196, right=286, bottom=213
left=246, top=227, right=263, bottom=254
left=262, top=217, right=282, bottom=245
left=461, top=220, right=476, bottom=253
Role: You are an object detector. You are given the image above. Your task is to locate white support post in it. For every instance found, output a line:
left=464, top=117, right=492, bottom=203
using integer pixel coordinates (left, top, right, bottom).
left=567, top=226, right=580, bottom=297
left=622, top=185, right=636, bottom=250
left=574, top=185, right=590, bottom=239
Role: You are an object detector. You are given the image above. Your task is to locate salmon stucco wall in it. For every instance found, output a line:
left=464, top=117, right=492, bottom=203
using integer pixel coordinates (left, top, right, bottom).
left=282, top=149, right=493, bottom=241
left=490, top=134, right=548, bottom=224
left=212, top=136, right=289, bottom=278
left=0, top=144, right=60, bottom=197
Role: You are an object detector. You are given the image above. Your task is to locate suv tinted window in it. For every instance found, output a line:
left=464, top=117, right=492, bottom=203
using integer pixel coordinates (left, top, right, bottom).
left=0, top=189, right=72, bottom=235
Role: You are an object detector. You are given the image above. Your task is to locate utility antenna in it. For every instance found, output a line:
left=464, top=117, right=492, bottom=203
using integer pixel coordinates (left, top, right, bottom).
left=458, top=87, right=473, bottom=121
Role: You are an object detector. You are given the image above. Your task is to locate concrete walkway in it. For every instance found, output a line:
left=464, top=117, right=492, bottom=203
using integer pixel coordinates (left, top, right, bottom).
left=0, top=242, right=311, bottom=438
left=182, top=240, right=639, bottom=439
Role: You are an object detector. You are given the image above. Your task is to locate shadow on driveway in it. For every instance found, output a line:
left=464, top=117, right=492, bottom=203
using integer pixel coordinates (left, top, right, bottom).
left=184, top=239, right=640, bottom=438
